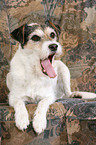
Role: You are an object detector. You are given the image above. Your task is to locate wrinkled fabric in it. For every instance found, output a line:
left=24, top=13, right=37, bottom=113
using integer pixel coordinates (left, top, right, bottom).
left=0, top=99, right=96, bottom=145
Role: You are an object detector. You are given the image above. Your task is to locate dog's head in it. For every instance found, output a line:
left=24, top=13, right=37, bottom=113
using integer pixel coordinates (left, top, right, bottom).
left=11, top=22, right=62, bottom=78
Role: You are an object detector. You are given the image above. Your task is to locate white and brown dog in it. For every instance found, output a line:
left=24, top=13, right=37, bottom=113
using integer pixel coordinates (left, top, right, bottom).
left=6, top=22, right=96, bottom=134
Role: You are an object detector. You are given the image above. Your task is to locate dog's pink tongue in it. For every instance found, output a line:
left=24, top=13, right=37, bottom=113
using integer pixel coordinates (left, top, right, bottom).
left=41, top=58, right=56, bottom=78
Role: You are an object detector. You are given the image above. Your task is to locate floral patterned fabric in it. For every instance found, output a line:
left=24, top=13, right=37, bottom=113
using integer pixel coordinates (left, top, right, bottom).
left=0, top=99, right=96, bottom=145
left=0, top=0, right=96, bottom=102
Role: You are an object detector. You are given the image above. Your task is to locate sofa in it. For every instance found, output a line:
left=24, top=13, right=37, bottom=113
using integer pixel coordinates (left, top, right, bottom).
left=0, top=0, right=96, bottom=144
left=0, top=98, right=96, bottom=145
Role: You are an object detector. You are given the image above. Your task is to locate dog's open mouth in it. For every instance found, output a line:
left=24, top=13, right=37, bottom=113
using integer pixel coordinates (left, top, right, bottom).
left=40, top=54, right=57, bottom=78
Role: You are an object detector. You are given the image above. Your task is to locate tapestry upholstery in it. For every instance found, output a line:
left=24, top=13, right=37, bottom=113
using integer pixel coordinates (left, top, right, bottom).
left=0, top=99, right=96, bottom=145
left=0, top=0, right=96, bottom=103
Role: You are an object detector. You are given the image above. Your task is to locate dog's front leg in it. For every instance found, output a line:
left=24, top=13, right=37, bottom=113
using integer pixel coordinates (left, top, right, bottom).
left=57, top=61, right=96, bottom=99
left=57, top=61, right=72, bottom=98
left=9, top=84, right=29, bottom=130
left=33, top=96, right=55, bottom=134
left=14, top=100, right=29, bottom=130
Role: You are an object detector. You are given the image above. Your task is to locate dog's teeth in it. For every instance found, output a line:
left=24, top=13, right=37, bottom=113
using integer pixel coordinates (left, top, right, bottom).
left=43, top=69, right=46, bottom=72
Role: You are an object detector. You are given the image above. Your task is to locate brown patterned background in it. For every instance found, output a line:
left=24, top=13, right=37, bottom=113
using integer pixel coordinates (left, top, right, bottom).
left=0, top=0, right=96, bottom=103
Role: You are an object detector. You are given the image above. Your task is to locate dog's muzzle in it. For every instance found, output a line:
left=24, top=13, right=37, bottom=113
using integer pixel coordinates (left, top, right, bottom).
left=40, top=43, right=58, bottom=78
left=48, top=44, right=58, bottom=52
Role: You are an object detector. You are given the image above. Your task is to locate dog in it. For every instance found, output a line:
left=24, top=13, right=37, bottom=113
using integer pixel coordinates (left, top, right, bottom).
left=6, top=22, right=96, bottom=134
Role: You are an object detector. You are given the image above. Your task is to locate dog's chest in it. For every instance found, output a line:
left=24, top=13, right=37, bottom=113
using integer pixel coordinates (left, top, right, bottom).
left=25, top=73, right=57, bottom=100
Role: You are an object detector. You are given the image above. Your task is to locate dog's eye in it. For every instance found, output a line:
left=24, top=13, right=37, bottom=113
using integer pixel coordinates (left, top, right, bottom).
left=50, top=32, right=55, bottom=39
left=31, top=35, right=41, bottom=41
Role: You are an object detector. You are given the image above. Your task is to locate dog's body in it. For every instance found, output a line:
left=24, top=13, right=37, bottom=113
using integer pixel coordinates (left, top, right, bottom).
left=6, top=23, right=96, bottom=134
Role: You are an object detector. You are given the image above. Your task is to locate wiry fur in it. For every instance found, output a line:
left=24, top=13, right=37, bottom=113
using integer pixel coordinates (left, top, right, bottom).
left=6, top=23, right=96, bottom=134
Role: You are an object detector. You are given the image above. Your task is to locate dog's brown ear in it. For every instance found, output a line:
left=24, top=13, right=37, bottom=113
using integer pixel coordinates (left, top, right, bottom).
left=54, top=24, right=61, bottom=35
left=45, top=20, right=61, bottom=36
left=11, top=24, right=27, bottom=46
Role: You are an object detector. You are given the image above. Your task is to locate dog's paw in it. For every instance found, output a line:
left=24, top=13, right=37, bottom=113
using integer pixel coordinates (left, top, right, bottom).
left=15, top=110, right=29, bottom=130
left=33, top=114, right=47, bottom=134
left=70, top=91, right=96, bottom=100
left=70, top=92, right=82, bottom=99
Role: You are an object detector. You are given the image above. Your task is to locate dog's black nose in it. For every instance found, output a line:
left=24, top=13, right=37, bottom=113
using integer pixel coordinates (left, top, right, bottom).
left=49, top=44, right=58, bottom=51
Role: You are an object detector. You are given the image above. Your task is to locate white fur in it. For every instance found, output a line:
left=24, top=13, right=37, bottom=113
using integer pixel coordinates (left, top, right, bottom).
left=6, top=24, right=96, bottom=134
left=29, top=29, right=44, bottom=39
left=28, top=23, right=39, bottom=26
